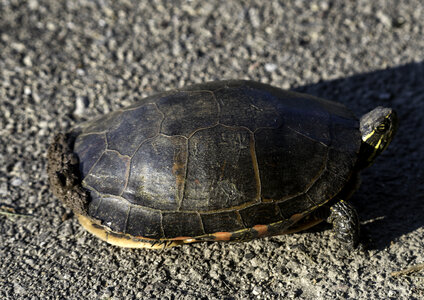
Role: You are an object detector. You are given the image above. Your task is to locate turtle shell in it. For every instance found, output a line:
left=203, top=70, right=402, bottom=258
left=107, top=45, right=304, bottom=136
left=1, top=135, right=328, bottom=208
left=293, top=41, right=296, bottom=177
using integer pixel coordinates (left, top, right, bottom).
left=49, top=80, right=362, bottom=246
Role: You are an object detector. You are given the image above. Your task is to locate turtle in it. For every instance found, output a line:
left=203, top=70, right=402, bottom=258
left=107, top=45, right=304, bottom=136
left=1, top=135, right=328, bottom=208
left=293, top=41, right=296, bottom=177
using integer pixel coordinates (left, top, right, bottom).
left=47, top=80, right=398, bottom=249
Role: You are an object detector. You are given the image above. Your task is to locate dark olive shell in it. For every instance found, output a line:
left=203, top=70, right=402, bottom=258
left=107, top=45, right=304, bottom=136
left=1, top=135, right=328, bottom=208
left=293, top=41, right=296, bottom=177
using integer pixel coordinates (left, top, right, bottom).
left=62, top=80, right=361, bottom=239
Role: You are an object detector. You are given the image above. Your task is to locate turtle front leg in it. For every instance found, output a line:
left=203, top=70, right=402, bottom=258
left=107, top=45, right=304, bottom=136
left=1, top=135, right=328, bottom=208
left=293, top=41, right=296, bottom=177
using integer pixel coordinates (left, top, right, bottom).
left=327, top=200, right=360, bottom=248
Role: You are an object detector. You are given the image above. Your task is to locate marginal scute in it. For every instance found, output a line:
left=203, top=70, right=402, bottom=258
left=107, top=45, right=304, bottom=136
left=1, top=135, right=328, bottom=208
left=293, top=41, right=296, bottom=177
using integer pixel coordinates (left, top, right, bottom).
left=200, top=211, right=245, bottom=234
left=162, top=212, right=204, bottom=238
left=277, top=194, right=316, bottom=219
left=306, top=169, right=347, bottom=205
left=126, top=206, right=163, bottom=239
left=92, top=197, right=130, bottom=233
left=87, top=189, right=102, bottom=216
left=239, top=203, right=282, bottom=228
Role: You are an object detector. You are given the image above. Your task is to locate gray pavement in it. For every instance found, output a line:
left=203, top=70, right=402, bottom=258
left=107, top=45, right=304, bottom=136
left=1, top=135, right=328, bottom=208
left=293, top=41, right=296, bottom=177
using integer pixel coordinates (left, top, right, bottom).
left=1, top=0, right=423, bottom=299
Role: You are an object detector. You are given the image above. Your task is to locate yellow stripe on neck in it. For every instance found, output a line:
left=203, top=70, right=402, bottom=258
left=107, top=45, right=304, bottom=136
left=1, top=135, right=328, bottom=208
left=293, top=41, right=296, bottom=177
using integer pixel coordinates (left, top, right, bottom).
left=363, top=130, right=375, bottom=143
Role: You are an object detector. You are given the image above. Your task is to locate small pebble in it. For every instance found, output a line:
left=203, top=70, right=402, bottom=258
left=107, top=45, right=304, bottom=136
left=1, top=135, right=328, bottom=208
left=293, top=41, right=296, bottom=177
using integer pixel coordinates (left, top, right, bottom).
left=265, top=63, right=277, bottom=73
left=11, top=178, right=23, bottom=187
left=73, top=97, right=88, bottom=117
left=23, top=56, right=32, bottom=67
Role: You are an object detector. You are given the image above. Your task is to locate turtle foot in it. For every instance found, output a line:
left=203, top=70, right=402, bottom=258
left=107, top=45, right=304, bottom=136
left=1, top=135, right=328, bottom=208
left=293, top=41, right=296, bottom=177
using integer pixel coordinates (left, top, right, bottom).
left=327, top=200, right=360, bottom=249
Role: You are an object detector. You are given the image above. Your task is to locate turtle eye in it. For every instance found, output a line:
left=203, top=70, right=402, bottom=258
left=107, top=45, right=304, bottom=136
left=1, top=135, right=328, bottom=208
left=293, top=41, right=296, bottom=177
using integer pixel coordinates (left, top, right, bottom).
left=376, top=121, right=389, bottom=133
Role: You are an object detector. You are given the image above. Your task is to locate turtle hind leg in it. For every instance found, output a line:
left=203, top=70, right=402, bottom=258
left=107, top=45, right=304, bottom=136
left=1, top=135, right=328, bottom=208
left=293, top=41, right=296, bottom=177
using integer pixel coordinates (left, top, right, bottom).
left=327, top=200, right=360, bottom=248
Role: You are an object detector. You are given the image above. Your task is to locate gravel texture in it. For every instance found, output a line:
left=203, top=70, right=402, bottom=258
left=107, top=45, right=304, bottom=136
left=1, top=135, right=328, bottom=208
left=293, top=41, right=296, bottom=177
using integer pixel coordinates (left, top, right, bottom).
left=1, top=0, right=424, bottom=299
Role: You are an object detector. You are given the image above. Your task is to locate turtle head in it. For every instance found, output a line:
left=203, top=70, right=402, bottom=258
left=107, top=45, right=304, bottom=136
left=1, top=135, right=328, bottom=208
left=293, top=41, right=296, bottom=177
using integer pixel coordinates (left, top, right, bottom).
left=358, top=107, right=398, bottom=169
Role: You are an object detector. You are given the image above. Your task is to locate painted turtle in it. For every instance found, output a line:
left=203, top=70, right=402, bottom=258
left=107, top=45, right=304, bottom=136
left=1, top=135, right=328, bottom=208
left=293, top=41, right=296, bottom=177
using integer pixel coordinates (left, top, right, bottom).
left=47, top=80, right=397, bottom=249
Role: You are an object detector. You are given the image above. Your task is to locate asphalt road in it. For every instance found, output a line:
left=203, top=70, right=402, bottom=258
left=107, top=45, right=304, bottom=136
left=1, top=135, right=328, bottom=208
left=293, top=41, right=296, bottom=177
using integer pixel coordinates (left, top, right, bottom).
left=1, top=1, right=423, bottom=299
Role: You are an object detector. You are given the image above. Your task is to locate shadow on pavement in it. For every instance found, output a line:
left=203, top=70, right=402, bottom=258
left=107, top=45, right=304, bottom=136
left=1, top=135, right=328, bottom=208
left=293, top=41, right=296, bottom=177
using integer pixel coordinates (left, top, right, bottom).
left=293, top=62, right=424, bottom=250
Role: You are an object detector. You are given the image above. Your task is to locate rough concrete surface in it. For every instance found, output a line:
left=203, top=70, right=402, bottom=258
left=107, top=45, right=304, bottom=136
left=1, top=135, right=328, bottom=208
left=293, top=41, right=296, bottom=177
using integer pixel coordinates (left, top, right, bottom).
left=1, top=0, right=423, bottom=299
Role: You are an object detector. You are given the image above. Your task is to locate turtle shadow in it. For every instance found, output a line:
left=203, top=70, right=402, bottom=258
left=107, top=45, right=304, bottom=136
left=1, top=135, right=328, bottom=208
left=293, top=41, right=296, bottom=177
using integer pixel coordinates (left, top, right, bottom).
left=292, top=61, right=424, bottom=250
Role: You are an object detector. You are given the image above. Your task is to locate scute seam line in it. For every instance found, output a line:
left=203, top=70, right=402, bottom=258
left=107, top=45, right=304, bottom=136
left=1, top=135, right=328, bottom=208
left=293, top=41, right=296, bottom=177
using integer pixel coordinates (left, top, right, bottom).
left=83, top=133, right=107, bottom=183
left=196, top=211, right=206, bottom=235
left=152, top=102, right=166, bottom=136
